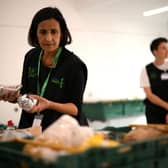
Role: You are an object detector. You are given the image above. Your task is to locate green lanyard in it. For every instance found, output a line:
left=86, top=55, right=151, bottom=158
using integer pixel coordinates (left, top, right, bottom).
left=37, top=47, right=62, bottom=97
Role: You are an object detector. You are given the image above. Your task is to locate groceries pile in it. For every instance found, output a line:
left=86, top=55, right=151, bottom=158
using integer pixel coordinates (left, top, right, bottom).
left=1, top=117, right=168, bottom=167
left=15, top=115, right=119, bottom=162
left=0, top=115, right=120, bottom=163
left=2, top=114, right=168, bottom=163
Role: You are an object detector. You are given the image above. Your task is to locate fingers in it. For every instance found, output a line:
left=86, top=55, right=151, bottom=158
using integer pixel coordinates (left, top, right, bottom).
left=18, top=94, right=47, bottom=113
left=28, top=94, right=40, bottom=99
left=28, top=103, right=41, bottom=113
left=0, top=91, right=19, bottom=102
left=2, top=92, right=11, bottom=101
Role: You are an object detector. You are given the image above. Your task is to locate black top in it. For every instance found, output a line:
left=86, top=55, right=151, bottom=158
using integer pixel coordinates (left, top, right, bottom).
left=144, top=63, right=168, bottom=110
left=18, top=47, right=88, bottom=130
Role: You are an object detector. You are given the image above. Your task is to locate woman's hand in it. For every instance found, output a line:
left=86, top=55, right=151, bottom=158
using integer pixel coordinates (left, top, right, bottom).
left=23, top=94, right=78, bottom=116
left=27, top=95, right=50, bottom=113
left=0, top=91, right=20, bottom=103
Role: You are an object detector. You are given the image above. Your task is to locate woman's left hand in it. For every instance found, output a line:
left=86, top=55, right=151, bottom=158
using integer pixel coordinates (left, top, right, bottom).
left=28, top=95, right=50, bottom=113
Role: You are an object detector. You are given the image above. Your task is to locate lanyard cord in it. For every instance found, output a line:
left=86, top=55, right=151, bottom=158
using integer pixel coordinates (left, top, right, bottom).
left=37, top=47, right=62, bottom=97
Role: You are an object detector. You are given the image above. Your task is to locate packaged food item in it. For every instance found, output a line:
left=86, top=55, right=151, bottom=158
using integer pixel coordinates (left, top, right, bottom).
left=22, top=115, right=95, bottom=161
left=122, top=125, right=168, bottom=142
left=18, top=115, right=120, bottom=162
left=7, top=120, right=15, bottom=130
left=17, top=94, right=38, bottom=111
left=0, top=84, right=22, bottom=96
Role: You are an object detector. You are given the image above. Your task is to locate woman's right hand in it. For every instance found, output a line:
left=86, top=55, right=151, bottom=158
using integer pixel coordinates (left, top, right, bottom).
left=0, top=84, right=22, bottom=103
left=0, top=91, right=20, bottom=103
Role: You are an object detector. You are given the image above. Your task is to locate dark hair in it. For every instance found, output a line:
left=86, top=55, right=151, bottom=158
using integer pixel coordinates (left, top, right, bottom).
left=28, top=7, right=72, bottom=47
left=150, top=37, right=168, bottom=54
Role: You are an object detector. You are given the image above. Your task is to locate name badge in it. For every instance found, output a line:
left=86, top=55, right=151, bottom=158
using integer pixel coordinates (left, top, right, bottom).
left=32, top=113, right=44, bottom=127
left=161, top=73, right=168, bottom=80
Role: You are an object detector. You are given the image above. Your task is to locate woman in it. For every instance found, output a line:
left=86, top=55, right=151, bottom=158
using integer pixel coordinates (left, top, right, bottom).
left=2, top=7, right=88, bottom=130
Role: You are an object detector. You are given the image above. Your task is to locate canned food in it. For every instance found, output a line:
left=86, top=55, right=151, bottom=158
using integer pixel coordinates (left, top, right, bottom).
left=17, top=94, right=37, bottom=111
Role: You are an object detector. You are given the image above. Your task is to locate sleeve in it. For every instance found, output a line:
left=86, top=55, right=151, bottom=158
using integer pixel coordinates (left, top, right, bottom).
left=18, top=50, right=34, bottom=129
left=140, top=66, right=150, bottom=88
left=20, top=51, right=32, bottom=94
left=67, top=61, right=87, bottom=110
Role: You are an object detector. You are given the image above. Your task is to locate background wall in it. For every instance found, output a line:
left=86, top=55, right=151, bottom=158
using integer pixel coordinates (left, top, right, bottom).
left=0, top=0, right=168, bottom=125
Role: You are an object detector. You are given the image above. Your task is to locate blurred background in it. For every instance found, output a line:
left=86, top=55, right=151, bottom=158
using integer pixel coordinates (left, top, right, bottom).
left=0, top=0, right=168, bottom=128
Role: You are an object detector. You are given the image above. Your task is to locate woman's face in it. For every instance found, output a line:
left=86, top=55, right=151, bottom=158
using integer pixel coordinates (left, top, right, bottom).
left=37, top=18, right=62, bottom=53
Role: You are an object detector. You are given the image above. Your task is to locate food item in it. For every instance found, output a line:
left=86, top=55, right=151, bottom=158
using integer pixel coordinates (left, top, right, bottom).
left=0, top=84, right=22, bottom=96
left=36, top=115, right=94, bottom=147
left=19, top=115, right=120, bottom=162
left=122, top=126, right=168, bottom=142
left=17, top=94, right=38, bottom=111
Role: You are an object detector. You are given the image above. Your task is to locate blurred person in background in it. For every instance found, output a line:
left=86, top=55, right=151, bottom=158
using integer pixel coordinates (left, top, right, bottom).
left=140, top=37, right=168, bottom=124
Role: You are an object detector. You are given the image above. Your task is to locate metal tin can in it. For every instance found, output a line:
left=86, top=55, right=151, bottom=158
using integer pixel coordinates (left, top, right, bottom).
left=17, top=94, right=37, bottom=111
